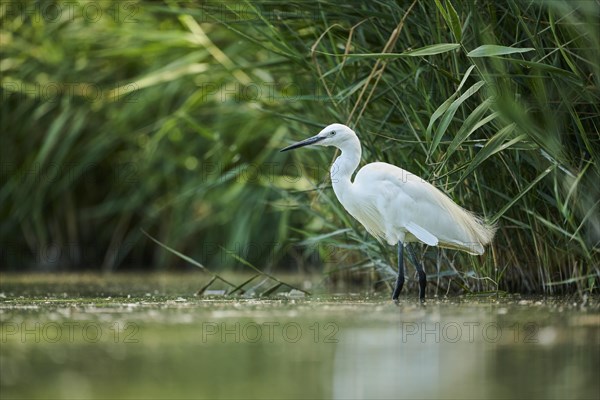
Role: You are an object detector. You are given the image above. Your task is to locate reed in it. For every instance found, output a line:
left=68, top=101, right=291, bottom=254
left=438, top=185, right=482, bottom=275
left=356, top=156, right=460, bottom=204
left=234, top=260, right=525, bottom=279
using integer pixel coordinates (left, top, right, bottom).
left=2, top=1, right=597, bottom=293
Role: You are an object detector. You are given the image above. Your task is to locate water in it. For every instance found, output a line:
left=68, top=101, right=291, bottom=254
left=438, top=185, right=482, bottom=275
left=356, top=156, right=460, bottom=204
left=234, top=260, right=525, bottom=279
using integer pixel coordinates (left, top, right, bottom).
left=1, top=274, right=598, bottom=399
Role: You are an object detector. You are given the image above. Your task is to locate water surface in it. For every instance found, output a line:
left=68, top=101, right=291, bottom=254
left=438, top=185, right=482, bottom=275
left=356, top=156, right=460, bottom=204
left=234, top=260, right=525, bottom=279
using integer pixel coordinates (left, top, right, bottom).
left=1, top=274, right=598, bottom=399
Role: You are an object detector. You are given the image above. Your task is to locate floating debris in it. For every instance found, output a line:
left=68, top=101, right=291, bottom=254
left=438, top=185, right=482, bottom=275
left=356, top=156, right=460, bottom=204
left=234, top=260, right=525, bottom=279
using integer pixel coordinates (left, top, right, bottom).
left=285, top=289, right=307, bottom=299
left=203, top=290, right=227, bottom=296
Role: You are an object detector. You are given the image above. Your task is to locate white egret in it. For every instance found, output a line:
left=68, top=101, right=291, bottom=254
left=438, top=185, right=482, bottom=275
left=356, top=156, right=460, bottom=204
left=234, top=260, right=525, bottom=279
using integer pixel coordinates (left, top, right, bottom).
left=281, top=123, right=496, bottom=301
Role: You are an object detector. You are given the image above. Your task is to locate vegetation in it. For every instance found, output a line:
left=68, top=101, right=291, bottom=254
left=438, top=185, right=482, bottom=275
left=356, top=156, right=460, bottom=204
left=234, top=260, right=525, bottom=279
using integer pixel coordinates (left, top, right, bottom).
left=1, top=1, right=598, bottom=294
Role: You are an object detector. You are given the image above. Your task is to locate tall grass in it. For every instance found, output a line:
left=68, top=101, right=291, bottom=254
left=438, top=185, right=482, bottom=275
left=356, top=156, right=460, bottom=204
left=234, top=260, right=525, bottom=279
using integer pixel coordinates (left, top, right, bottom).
left=200, top=0, right=600, bottom=294
left=1, top=1, right=598, bottom=294
left=1, top=1, right=297, bottom=271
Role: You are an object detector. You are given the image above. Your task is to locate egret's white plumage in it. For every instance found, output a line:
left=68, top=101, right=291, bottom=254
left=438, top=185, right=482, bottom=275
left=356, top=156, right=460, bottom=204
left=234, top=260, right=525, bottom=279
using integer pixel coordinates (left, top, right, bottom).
left=281, top=123, right=496, bottom=300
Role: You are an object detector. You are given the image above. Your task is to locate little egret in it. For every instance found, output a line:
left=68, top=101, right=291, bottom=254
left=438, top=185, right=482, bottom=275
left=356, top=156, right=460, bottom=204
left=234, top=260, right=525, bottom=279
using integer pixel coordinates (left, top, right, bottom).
left=281, top=123, right=496, bottom=301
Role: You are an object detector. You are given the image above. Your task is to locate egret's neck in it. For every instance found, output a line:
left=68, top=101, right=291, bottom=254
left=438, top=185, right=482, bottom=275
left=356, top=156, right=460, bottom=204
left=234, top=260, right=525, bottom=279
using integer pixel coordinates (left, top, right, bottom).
left=331, top=136, right=361, bottom=201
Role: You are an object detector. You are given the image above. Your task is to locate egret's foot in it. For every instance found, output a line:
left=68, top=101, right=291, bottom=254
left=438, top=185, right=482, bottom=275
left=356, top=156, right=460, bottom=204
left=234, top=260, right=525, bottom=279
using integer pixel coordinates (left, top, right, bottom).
left=392, top=288, right=402, bottom=305
left=391, top=276, right=404, bottom=301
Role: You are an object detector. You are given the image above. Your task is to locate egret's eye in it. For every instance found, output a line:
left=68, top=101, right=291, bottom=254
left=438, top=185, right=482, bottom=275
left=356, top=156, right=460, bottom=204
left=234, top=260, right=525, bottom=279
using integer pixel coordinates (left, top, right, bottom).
left=330, top=131, right=336, bottom=136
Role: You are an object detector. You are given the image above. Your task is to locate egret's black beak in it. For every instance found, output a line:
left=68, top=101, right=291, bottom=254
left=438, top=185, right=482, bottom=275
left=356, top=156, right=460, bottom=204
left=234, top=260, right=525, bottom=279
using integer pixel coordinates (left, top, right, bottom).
left=280, top=135, right=325, bottom=152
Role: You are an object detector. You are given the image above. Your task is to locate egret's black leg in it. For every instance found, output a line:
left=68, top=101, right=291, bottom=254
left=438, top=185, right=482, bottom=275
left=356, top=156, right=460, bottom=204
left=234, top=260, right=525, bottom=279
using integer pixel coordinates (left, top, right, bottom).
left=406, top=244, right=426, bottom=301
left=392, top=242, right=405, bottom=301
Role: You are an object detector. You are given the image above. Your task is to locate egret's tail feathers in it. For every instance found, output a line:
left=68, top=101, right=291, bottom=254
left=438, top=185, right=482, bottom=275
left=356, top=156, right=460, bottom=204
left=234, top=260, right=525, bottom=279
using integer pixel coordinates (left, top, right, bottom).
left=454, top=212, right=497, bottom=255
left=472, top=216, right=497, bottom=245
left=461, top=215, right=497, bottom=255
left=434, top=188, right=497, bottom=255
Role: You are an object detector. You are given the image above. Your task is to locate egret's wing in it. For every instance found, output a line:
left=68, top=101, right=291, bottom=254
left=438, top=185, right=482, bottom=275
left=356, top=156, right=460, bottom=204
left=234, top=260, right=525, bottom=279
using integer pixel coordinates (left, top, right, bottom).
left=405, top=222, right=439, bottom=246
left=355, top=162, right=494, bottom=251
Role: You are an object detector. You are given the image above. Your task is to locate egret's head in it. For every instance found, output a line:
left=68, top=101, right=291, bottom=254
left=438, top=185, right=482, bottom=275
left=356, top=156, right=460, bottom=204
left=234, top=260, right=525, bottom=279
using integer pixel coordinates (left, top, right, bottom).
left=280, top=123, right=357, bottom=152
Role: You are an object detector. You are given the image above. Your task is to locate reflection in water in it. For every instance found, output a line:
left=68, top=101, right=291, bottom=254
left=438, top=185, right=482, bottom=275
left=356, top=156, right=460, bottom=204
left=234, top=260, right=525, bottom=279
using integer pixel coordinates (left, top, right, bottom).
left=334, top=326, right=487, bottom=399
left=332, top=311, right=599, bottom=400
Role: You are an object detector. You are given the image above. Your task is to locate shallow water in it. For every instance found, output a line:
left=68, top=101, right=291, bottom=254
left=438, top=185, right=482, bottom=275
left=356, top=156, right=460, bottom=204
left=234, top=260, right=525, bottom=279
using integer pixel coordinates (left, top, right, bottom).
left=1, top=274, right=599, bottom=399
